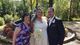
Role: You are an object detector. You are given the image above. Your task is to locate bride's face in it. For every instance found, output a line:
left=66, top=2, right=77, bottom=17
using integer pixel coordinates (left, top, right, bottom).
left=36, top=10, right=42, bottom=18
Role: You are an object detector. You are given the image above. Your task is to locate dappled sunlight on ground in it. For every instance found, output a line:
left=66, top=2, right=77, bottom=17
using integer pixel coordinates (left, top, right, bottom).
left=64, top=40, right=80, bottom=45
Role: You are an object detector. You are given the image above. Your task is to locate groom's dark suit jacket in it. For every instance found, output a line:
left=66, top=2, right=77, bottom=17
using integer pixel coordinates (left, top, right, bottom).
left=47, top=17, right=65, bottom=45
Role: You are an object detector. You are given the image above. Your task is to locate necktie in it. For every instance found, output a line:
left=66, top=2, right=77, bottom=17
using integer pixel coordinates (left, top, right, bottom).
left=47, top=19, right=50, bottom=26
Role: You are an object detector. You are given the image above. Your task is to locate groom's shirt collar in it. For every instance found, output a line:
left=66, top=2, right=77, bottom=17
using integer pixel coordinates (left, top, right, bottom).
left=49, top=16, right=55, bottom=26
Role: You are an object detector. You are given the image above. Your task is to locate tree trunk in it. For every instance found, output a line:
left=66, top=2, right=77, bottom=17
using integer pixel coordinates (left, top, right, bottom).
left=49, top=0, right=53, bottom=7
left=30, top=0, right=32, bottom=10
left=70, top=0, right=73, bottom=21
left=36, top=0, right=38, bottom=9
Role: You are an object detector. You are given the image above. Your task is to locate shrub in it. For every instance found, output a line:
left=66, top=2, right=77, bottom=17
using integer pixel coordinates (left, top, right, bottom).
left=4, top=14, right=13, bottom=24
left=0, top=17, right=4, bottom=26
left=13, top=15, right=20, bottom=21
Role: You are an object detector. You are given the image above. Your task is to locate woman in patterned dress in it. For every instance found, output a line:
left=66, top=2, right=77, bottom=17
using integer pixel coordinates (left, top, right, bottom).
left=12, top=13, right=31, bottom=45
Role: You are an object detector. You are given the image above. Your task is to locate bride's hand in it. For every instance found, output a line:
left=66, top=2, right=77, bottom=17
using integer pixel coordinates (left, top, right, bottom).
left=39, top=29, right=42, bottom=32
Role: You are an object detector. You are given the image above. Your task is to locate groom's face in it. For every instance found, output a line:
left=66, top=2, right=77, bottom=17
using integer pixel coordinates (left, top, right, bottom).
left=48, top=8, right=54, bottom=18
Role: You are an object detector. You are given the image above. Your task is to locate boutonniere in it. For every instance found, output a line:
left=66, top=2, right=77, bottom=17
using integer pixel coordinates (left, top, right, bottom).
left=52, top=19, right=55, bottom=23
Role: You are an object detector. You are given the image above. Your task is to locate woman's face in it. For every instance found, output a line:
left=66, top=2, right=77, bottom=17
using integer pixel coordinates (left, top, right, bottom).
left=24, top=16, right=30, bottom=24
left=36, top=10, right=42, bottom=18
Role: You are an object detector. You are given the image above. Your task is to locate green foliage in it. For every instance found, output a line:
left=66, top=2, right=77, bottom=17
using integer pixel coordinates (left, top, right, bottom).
left=4, top=14, right=13, bottom=23
left=0, top=17, right=4, bottom=26
left=13, top=15, right=20, bottom=21
left=54, top=0, right=70, bottom=17
left=61, top=11, right=68, bottom=21
left=0, top=0, right=80, bottom=21
left=4, top=14, right=20, bottom=24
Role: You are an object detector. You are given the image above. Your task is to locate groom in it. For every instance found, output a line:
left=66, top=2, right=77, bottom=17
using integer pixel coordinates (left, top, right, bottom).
left=47, top=7, right=65, bottom=45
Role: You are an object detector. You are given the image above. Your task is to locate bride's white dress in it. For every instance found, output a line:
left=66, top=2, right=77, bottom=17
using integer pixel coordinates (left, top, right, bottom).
left=30, top=17, right=48, bottom=45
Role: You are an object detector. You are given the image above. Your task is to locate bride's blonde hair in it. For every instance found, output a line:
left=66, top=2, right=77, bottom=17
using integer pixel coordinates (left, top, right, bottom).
left=33, top=7, right=43, bottom=22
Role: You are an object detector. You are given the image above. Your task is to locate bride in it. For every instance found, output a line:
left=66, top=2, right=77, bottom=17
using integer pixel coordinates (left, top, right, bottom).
left=30, top=8, right=48, bottom=45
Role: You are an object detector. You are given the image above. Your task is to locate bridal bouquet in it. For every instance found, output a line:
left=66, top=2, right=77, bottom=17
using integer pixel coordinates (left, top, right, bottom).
left=34, top=28, right=43, bottom=40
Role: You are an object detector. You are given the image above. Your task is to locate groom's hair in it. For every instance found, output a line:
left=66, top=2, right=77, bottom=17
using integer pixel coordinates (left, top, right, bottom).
left=48, top=7, right=54, bottom=12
